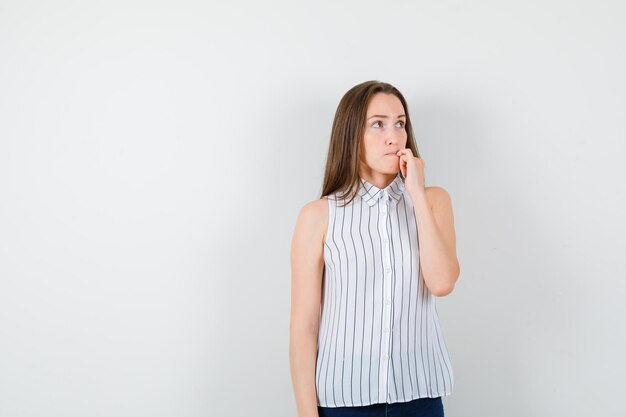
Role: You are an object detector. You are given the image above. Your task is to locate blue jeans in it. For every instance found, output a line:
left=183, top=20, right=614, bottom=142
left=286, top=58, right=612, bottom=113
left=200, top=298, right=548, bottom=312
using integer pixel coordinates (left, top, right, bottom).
left=317, top=397, right=444, bottom=417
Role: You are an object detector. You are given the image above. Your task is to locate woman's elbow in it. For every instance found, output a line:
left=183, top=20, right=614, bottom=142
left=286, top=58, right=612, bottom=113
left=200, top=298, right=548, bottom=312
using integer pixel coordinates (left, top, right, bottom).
left=431, top=283, right=455, bottom=297
left=430, top=266, right=459, bottom=297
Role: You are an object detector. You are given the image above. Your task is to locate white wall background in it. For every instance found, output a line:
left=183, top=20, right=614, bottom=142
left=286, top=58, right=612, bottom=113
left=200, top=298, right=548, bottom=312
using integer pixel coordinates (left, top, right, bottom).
left=1, top=1, right=624, bottom=416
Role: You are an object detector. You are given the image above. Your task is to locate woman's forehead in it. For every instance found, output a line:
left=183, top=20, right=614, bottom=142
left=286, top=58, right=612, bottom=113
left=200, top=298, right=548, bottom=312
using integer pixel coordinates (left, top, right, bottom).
left=367, top=93, right=404, bottom=115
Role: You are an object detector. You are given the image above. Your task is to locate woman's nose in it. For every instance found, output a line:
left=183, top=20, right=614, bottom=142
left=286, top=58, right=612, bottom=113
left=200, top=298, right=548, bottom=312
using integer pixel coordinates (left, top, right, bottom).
left=388, top=127, right=405, bottom=144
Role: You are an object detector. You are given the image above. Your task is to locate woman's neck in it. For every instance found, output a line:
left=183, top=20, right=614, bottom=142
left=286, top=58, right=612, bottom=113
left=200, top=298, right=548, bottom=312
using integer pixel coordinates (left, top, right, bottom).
left=360, top=171, right=397, bottom=190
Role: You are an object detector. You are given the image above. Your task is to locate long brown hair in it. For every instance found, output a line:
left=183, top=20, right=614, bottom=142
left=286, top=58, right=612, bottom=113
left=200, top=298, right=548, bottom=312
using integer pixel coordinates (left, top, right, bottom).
left=319, top=80, right=420, bottom=206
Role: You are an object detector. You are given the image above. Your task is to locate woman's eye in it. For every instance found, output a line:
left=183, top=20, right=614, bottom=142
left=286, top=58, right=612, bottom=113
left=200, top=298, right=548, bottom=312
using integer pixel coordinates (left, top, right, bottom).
left=372, top=121, right=382, bottom=128
left=396, top=121, right=405, bottom=128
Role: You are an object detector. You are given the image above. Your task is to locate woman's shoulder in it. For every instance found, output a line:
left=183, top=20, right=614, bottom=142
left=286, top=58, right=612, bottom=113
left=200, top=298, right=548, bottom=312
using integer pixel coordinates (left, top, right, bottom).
left=294, top=197, right=329, bottom=243
left=300, top=197, right=329, bottom=215
left=424, top=185, right=452, bottom=209
left=424, top=185, right=448, bottom=198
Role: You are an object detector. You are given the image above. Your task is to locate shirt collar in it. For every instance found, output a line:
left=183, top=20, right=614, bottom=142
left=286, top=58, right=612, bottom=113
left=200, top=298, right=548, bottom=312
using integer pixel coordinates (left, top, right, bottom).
left=358, top=173, right=405, bottom=207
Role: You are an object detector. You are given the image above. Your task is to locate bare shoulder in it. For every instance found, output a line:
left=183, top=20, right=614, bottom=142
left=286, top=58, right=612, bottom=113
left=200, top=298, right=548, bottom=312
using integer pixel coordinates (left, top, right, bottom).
left=424, top=185, right=452, bottom=209
left=294, top=197, right=329, bottom=246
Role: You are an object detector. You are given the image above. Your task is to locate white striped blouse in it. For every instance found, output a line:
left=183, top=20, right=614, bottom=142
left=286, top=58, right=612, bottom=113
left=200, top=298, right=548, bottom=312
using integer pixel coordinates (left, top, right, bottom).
left=315, top=172, right=454, bottom=407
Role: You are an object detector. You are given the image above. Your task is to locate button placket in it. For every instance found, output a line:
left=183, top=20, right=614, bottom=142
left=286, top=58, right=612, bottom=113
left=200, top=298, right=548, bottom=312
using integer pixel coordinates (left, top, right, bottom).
left=378, top=190, right=394, bottom=400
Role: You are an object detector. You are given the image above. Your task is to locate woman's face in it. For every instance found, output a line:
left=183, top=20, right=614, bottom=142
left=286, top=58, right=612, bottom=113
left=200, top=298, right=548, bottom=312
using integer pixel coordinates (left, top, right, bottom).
left=360, top=92, right=408, bottom=176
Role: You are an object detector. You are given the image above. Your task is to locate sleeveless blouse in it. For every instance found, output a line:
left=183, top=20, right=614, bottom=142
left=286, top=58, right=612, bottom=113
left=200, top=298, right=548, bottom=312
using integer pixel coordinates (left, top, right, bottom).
left=315, top=173, right=454, bottom=407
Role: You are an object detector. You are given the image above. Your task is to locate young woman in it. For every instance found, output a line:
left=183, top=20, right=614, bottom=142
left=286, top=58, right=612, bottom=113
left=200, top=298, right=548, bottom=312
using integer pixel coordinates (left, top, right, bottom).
left=290, top=81, right=460, bottom=417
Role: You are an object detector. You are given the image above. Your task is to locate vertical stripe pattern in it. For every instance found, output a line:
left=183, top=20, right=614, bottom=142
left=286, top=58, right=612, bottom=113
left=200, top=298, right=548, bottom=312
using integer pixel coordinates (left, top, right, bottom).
left=315, top=173, right=454, bottom=407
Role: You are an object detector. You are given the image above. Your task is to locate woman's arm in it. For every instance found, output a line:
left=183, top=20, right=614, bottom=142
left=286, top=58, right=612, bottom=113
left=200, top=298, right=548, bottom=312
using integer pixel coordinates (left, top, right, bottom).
left=411, top=186, right=460, bottom=297
left=289, top=199, right=326, bottom=417
left=397, top=149, right=459, bottom=296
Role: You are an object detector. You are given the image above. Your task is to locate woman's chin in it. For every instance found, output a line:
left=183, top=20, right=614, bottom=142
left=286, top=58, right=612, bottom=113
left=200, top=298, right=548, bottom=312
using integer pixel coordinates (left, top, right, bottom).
left=383, top=164, right=400, bottom=174
left=379, top=167, right=400, bottom=175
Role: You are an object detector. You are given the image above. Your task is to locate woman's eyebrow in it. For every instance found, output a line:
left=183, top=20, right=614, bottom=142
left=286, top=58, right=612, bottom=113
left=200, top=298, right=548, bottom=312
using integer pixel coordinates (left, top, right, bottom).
left=367, top=114, right=406, bottom=119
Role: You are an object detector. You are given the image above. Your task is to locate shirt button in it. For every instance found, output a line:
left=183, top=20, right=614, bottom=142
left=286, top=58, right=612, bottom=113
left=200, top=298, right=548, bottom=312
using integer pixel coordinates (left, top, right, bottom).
left=383, top=239, right=388, bottom=244
left=384, top=327, right=389, bottom=333
left=383, top=355, right=389, bottom=360
left=385, top=300, right=391, bottom=305
left=385, top=267, right=391, bottom=273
